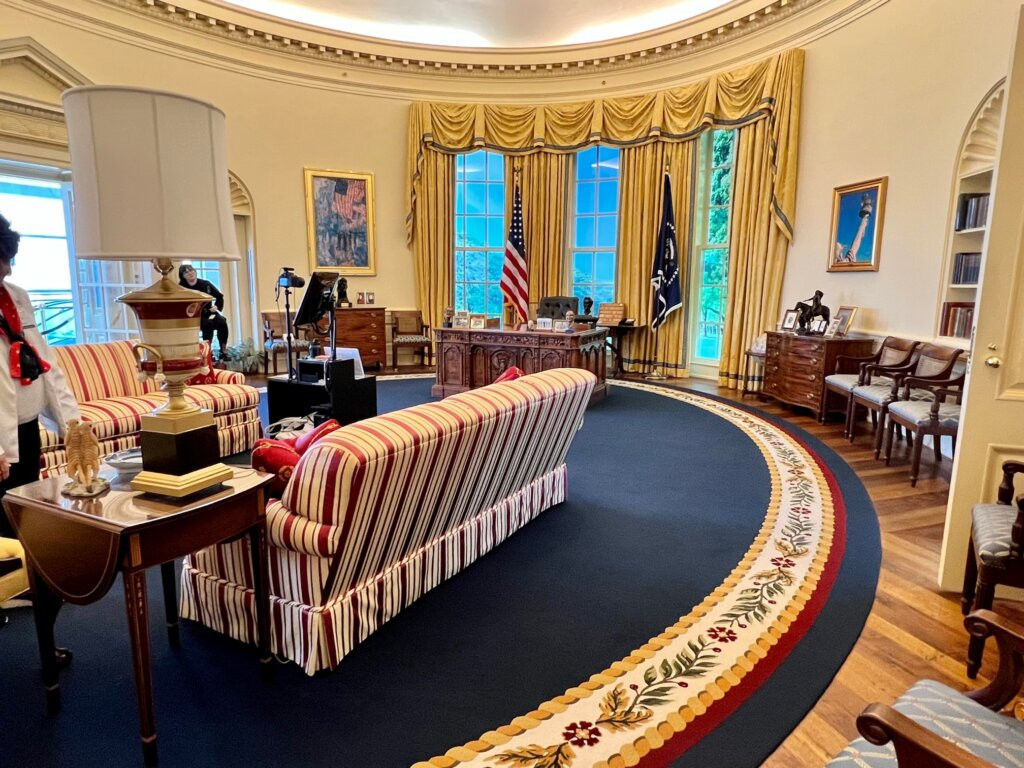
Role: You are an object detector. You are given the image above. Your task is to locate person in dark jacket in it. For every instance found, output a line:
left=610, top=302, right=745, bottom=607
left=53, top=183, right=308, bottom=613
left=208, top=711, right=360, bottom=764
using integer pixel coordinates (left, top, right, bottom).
left=179, top=264, right=230, bottom=360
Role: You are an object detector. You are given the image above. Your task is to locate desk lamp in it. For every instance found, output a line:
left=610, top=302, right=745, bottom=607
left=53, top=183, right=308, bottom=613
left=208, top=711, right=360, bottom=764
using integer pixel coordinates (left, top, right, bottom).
left=62, top=86, right=239, bottom=496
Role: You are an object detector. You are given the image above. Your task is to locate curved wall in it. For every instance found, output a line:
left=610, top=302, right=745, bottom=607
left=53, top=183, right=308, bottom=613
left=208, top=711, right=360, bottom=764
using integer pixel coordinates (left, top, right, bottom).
left=0, top=0, right=1018, bottom=340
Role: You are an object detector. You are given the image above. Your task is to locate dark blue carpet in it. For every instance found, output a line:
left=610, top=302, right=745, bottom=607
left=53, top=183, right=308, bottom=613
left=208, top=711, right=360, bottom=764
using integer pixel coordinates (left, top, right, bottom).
left=0, top=380, right=879, bottom=768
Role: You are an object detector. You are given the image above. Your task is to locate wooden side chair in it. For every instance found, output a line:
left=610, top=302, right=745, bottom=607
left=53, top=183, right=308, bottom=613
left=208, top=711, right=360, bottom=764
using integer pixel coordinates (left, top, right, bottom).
left=961, top=460, right=1024, bottom=678
left=823, top=336, right=919, bottom=435
left=390, top=310, right=432, bottom=370
left=826, top=610, right=1024, bottom=768
left=848, top=343, right=963, bottom=459
left=261, top=310, right=311, bottom=375
left=883, top=365, right=966, bottom=486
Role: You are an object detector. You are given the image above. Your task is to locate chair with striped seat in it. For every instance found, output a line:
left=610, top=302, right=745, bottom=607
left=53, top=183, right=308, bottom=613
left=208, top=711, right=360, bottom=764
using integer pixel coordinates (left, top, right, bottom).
left=883, top=369, right=965, bottom=486
left=390, top=309, right=432, bottom=369
left=961, top=460, right=1024, bottom=678
left=823, top=336, right=918, bottom=436
left=826, top=610, right=1024, bottom=768
left=848, top=343, right=963, bottom=459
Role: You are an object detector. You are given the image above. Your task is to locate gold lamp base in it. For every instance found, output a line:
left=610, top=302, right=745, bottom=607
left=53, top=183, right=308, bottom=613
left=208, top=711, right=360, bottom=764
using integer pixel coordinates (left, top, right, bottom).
left=131, top=463, right=234, bottom=497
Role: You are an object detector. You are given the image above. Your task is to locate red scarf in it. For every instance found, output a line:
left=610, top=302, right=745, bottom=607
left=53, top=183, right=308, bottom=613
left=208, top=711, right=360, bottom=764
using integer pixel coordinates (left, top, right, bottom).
left=0, top=285, right=51, bottom=385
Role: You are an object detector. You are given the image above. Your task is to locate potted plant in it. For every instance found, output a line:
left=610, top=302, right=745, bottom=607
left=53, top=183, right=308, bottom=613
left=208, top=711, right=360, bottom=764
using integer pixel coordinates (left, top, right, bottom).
left=223, top=338, right=262, bottom=374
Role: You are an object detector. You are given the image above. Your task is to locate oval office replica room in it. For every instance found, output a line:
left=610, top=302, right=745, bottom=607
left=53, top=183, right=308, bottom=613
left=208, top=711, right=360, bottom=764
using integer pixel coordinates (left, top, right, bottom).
left=1, top=2, right=1024, bottom=767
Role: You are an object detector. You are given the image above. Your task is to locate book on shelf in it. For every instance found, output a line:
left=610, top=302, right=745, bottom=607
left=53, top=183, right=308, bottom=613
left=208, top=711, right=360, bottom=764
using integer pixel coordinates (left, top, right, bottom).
left=951, top=251, right=982, bottom=285
left=940, top=301, right=975, bottom=338
left=954, top=193, right=991, bottom=231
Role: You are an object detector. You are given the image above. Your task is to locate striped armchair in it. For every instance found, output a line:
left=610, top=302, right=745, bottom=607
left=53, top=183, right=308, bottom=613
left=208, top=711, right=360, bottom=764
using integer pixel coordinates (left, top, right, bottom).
left=180, top=368, right=596, bottom=675
left=40, top=340, right=261, bottom=476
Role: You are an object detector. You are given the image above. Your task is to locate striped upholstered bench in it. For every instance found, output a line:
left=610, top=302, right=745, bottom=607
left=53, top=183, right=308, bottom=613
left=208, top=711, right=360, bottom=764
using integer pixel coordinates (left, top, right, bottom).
left=40, top=340, right=261, bottom=476
left=180, top=367, right=596, bottom=675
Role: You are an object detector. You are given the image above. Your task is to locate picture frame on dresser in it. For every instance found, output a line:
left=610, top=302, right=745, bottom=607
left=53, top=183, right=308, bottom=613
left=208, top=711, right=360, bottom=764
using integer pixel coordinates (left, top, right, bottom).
left=453, top=311, right=470, bottom=329
left=304, top=168, right=377, bottom=276
left=780, top=309, right=800, bottom=331
left=827, top=177, right=887, bottom=272
left=833, top=305, right=858, bottom=336
left=469, top=314, right=487, bottom=330
left=824, top=318, right=841, bottom=338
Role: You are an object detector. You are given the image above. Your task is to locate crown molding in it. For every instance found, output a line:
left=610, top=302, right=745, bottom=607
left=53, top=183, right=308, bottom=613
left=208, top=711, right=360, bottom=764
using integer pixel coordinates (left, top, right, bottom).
left=3, top=0, right=889, bottom=100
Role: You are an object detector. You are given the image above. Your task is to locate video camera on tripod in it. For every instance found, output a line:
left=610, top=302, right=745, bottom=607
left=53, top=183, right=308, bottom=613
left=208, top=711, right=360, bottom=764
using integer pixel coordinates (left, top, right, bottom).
left=277, top=266, right=305, bottom=289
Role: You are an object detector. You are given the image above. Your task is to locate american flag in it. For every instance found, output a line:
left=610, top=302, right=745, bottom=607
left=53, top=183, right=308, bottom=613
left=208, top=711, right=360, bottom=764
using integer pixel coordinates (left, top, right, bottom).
left=501, top=185, right=529, bottom=323
left=332, top=179, right=363, bottom=220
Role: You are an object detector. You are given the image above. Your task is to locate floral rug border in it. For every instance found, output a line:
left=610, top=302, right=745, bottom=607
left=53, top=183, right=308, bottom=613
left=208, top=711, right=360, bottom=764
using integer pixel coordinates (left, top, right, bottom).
left=413, top=381, right=839, bottom=768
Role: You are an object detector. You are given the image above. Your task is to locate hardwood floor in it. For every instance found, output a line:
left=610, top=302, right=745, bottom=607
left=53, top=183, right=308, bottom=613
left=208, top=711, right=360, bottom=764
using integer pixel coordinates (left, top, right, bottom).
left=674, top=378, right=1024, bottom=766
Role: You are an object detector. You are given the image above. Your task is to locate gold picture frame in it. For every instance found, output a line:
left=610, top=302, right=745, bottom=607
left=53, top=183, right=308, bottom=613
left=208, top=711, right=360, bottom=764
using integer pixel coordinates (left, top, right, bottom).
left=304, top=168, right=376, bottom=276
left=833, top=305, right=859, bottom=336
left=827, top=177, right=887, bottom=272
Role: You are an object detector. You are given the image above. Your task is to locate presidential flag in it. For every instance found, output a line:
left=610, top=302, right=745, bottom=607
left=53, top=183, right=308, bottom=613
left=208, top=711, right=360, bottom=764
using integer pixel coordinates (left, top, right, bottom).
left=501, top=184, right=529, bottom=323
left=651, top=172, right=682, bottom=330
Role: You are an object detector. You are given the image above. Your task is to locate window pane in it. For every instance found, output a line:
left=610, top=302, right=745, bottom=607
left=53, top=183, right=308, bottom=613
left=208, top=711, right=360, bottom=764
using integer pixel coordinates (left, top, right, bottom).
left=464, top=151, right=485, bottom=180
left=577, top=146, right=597, bottom=180
left=595, top=251, right=615, bottom=283
left=708, top=208, right=729, bottom=245
left=702, top=248, right=728, bottom=285
left=573, top=251, right=594, bottom=283
left=487, top=250, right=504, bottom=282
left=572, top=284, right=589, bottom=303
left=597, top=181, right=617, bottom=213
left=596, top=216, right=617, bottom=248
left=466, top=217, right=486, bottom=247
left=486, top=284, right=504, bottom=316
left=487, top=217, right=505, bottom=248
left=466, top=283, right=485, bottom=314
left=465, top=251, right=486, bottom=281
left=487, top=182, right=504, bottom=215
left=455, top=283, right=466, bottom=311
left=576, top=183, right=595, bottom=214
left=454, top=253, right=465, bottom=282
left=455, top=183, right=465, bottom=214
left=712, top=130, right=734, bottom=166
left=711, top=168, right=731, bottom=207
left=597, top=147, right=619, bottom=178
left=594, top=284, right=615, bottom=307
left=486, top=152, right=504, bottom=180
left=575, top=217, right=595, bottom=248
left=455, top=218, right=465, bottom=247
left=466, top=183, right=485, bottom=215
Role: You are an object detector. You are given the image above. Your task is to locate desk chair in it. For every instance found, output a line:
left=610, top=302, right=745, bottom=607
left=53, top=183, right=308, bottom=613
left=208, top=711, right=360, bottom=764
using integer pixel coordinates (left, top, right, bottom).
left=883, top=369, right=965, bottom=486
left=391, top=310, right=432, bottom=369
left=848, top=343, right=962, bottom=459
left=823, top=336, right=918, bottom=435
left=0, top=537, right=29, bottom=626
left=261, top=310, right=311, bottom=375
left=961, top=460, right=1024, bottom=678
left=537, top=296, right=579, bottom=320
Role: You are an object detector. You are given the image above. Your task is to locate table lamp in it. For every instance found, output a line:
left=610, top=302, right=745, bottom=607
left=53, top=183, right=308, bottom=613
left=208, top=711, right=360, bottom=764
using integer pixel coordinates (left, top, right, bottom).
left=62, top=85, right=239, bottom=496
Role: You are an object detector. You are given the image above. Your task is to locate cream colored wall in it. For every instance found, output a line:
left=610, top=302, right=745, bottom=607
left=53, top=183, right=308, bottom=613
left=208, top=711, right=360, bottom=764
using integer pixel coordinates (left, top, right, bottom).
left=2, top=0, right=1021, bottom=341
left=782, top=0, right=1020, bottom=338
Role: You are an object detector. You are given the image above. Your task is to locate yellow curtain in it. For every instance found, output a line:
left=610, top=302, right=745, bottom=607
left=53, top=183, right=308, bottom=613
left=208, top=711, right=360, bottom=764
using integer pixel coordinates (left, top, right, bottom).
left=505, top=153, right=570, bottom=315
left=410, top=150, right=454, bottom=334
left=617, top=142, right=694, bottom=374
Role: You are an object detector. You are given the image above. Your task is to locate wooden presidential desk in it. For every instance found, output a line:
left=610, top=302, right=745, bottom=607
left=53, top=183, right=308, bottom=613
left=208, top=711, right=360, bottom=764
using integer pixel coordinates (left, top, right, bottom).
left=432, top=326, right=607, bottom=402
left=2, top=467, right=274, bottom=767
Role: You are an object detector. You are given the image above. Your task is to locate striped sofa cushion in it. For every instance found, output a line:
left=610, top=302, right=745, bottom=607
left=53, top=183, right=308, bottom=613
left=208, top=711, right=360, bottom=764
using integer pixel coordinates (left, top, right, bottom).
left=53, top=340, right=146, bottom=402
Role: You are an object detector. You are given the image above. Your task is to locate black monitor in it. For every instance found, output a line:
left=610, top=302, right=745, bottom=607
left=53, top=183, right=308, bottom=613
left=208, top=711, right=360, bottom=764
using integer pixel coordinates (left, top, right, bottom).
left=292, top=271, right=339, bottom=330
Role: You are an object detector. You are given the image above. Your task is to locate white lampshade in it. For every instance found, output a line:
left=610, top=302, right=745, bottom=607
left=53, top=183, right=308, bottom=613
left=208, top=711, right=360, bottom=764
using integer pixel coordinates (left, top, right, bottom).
left=62, top=85, right=239, bottom=262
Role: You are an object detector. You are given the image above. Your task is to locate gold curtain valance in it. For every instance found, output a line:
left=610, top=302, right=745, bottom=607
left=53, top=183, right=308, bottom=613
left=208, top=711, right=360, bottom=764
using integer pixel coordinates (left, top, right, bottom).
left=406, top=49, right=803, bottom=244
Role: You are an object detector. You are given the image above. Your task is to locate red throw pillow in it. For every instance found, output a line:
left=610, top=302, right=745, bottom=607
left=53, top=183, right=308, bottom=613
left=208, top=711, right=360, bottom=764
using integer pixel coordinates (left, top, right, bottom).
left=251, top=439, right=301, bottom=496
left=294, top=418, right=341, bottom=455
left=494, top=366, right=525, bottom=383
left=185, top=341, right=216, bottom=386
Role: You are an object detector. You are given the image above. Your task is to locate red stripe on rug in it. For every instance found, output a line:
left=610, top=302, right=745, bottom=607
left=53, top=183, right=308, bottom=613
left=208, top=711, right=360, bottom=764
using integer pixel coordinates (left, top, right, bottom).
left=635, top=426, right=849, bottom=768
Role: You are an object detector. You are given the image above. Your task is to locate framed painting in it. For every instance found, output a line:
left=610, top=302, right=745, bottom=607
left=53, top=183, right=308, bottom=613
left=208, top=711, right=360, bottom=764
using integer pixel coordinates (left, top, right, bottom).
left=781, top=309, right=800, bottom=332
left=827, top=177, right=887, bottom=272
left=304, top=168, right=376, bottom=275
left=833, top=305, right=859, bottom=336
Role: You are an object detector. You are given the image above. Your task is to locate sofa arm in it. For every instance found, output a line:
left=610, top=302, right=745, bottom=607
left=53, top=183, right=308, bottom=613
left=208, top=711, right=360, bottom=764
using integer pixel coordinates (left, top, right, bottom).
left=213, top=368, right=246, bottom=385
left=266, top=500, right=341, bottom=557
left=856, top=703, right=994, bottom=768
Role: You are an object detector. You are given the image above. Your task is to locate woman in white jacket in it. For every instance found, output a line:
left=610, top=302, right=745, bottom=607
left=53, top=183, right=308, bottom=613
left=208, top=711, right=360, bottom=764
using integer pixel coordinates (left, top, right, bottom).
left=0, top=213, right=80, bottom=537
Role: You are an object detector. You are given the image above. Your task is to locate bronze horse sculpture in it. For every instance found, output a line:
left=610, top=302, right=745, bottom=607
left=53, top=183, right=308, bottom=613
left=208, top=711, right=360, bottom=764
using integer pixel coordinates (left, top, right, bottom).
left=793, top=290, right=830, bottom=334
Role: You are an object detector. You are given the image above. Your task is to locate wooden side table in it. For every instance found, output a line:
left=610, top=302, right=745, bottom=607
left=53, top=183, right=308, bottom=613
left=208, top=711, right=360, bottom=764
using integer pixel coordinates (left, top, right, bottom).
left=2, top=467, right=274, bottom=767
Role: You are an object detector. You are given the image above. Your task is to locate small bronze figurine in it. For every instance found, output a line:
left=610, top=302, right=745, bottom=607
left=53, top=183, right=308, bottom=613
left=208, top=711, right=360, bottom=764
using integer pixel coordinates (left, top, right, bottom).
left=582, top=297, right=594, bottom=316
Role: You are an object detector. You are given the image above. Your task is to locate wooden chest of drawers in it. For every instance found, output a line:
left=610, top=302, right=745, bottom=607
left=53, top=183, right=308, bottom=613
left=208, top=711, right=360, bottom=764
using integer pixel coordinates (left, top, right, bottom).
left=762, top=332, right=874, bottom=420
left=312, top=307, right=387, bottom=369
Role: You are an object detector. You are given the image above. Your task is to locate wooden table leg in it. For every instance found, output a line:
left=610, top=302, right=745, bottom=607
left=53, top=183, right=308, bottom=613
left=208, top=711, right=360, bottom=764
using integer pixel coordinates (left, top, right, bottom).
left=248, top=517, right=274, bottom=680
left=29, top=568, right=62, bottom=715
left=159, top=561, right=180, bottom=648
left=123, top=569, right=159, bottom=767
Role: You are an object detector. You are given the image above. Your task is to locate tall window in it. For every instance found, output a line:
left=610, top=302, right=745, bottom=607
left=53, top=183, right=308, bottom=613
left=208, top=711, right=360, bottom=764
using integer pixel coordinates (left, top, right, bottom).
left=454, top=151, right=505, bottom=317
left=691, top=130, right=736, bottom=362
left=0, top=173, right=76, bottom=344
left=571, top=145, right=619, bottom=311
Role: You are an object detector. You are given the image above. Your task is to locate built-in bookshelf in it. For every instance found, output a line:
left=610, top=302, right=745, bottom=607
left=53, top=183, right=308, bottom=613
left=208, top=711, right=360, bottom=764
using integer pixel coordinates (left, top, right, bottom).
left=936, top=84, right=1003, bottom=344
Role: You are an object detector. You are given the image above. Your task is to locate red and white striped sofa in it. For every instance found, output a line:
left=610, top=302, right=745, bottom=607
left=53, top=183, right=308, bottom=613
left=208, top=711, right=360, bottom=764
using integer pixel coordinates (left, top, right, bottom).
left=179, top=367, right=596, bottom=675
left=40, top=340, right=261, bottom=476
